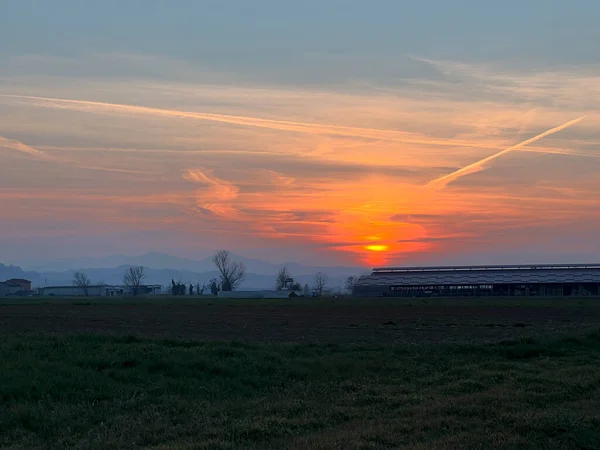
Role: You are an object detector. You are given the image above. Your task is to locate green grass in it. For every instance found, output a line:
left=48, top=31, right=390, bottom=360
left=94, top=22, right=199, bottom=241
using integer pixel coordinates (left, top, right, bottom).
left=3, top=332, right=600, bottom=449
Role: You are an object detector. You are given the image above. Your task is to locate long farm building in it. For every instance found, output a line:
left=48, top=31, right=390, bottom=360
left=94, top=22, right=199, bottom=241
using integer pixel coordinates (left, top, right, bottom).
left=353, top=264, right=600, bottom=297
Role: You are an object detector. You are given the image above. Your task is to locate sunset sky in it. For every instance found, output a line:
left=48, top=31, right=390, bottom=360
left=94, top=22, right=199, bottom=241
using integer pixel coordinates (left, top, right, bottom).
left=1, top=0, right=600, bottom=268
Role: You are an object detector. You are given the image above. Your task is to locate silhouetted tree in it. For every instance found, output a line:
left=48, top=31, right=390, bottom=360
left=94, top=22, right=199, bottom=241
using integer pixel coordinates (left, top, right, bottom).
left=275, top=267, right=292, bottom=291
left=313, top=272, right=328, bottom=297
left=123, top=266, right=146, bottom=296
left=196, top=282, right=205, bottom=296
left=210, top=278, right=220, bottom=296
left=189, top=284, right=194, bottom=296
left=73, top=271, right=92, bottom=296
left=169, top=280, right=187, bottom=295
left=212, top=250, right=245, bottom=291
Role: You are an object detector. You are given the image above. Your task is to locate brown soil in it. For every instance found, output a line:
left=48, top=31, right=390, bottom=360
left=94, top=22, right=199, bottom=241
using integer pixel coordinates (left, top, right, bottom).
left=2, top=302, right=600, bottom=344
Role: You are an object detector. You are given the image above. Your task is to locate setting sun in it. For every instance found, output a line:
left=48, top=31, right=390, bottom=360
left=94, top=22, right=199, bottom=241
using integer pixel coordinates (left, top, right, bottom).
left=365, top=244, right=389, bottom=252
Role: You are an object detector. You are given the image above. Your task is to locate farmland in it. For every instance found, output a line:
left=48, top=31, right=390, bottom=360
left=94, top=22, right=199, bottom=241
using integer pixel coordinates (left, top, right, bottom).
left=2, top=296, right=600, bottom=344
left=2, top=297, right=600, bottom=449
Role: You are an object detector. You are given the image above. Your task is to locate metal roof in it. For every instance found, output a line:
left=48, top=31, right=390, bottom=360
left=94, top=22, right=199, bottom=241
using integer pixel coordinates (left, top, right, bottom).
left=356, top=264, right=600, bottom=286
left=372, top=263, right=600, bottom=273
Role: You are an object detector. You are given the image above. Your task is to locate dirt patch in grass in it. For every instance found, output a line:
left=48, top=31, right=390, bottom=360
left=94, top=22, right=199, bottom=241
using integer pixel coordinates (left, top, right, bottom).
left=1, top=301, right=600, bottom=344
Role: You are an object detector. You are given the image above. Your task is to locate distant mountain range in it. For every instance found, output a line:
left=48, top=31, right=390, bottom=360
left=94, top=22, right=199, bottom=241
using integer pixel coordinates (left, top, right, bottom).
left=1, top=253, right=368, bottom=291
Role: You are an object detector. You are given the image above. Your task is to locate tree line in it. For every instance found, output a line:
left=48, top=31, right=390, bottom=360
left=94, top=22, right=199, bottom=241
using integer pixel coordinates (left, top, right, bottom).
left=72, top=250, right=360, bottom=296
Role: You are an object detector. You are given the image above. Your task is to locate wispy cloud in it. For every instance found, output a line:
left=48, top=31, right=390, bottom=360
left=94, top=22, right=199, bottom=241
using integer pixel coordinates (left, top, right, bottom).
left=1, top=53, right=600, bottom=266
left=183, top=168, right=243, bottom=219
left=0, top=135, right=49, bottom=159
left=183, top=168, right=239, bottom=200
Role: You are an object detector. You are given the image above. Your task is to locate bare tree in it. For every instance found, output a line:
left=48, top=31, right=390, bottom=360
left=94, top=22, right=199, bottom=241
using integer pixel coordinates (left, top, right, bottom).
left=212, top=250, right=245, bottom=291
left=123, top=266, right=146, bottom=296
left=275, top=266, right=293, bottom=291
left=209, top=278, right=220, bottom=296
left=344, top=276, right=358, bottom=294
left=313, top=272, right=328, bottom=297
left=73, top=271, right=92, bottom=296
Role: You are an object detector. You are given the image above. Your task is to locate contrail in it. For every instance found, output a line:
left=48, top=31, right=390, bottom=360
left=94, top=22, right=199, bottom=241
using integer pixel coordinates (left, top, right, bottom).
left=0, top=93, right=496, bottom=150
left=0, top=134, right=158, bottom=175
left=427, top=115, right=587, bottom=188
left=74, top=165, right=160, bottom=175
left=524, top=147, right=600, bottom=158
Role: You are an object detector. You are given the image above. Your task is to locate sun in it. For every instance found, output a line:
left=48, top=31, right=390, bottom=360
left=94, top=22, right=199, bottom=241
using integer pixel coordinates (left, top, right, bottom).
left=365, top=244, right=389, bottom=252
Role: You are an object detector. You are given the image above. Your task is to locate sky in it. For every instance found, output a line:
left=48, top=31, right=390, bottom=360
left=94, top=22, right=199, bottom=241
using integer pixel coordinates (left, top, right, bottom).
left=1, top=0, right=600, bottom=269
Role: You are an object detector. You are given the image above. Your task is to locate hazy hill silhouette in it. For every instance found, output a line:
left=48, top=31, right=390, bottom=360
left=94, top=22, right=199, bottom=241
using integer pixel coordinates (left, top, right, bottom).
left=2, top=253, right=366, bottom=290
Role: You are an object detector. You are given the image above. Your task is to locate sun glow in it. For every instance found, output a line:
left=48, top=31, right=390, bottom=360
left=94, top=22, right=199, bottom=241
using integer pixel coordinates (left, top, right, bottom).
left=365, top=244, right=389, bottom=252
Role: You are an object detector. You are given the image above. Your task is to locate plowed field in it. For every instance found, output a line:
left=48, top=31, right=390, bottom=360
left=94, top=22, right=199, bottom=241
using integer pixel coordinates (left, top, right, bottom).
left=2, top=298, right=600, bottom=344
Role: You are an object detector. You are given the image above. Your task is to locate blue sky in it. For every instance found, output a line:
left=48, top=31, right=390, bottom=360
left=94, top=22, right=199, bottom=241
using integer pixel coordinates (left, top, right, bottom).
left=1, top=0, right=599, bottom=268
left=2, top=1, right=598, bottom=70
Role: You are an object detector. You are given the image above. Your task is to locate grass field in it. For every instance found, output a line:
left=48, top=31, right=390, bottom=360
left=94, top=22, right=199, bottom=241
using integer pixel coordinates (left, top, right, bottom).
left=2, top=332, right=600, bottom=449
left=2, top=298, right=600, bottom=449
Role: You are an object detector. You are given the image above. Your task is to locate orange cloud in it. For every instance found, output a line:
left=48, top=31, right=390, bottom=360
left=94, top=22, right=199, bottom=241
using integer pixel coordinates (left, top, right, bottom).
left=0, top=135, right=49, bottom=159
left=183, top=168, right=239, bottom=200
left=183, top=168, right=244, bottom=220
